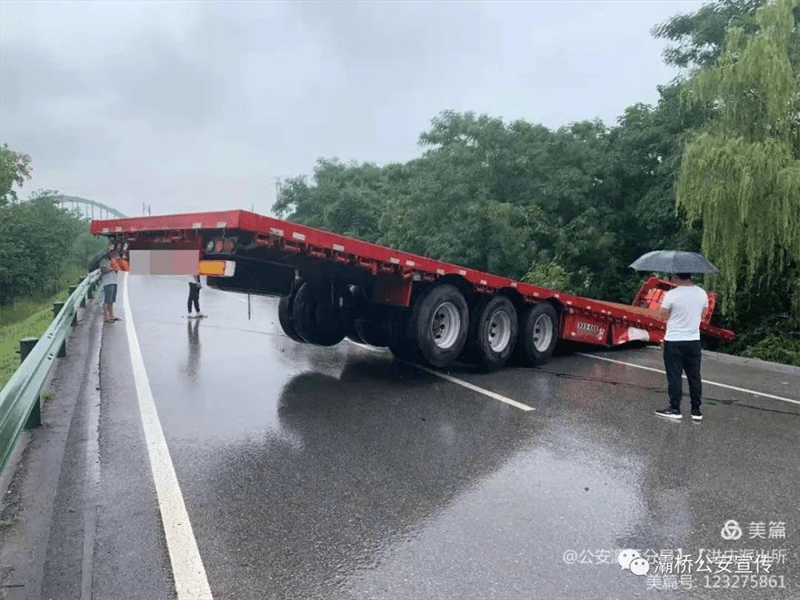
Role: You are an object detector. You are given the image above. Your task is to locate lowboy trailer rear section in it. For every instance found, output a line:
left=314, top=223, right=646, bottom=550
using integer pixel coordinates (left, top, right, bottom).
left=90, top=210, right=734, bottom=369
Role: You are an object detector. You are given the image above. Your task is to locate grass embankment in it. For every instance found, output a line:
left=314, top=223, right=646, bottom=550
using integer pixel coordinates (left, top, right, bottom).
left=0, top=291, right=73, bottom=391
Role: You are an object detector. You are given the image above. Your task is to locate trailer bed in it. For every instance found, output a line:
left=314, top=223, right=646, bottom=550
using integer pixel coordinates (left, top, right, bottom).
left=90, top=209, right=735, bottom=357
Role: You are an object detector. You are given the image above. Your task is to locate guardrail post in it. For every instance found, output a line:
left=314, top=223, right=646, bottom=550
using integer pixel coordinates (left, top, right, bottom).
left=53, top=302, right=67, bottom=357
left=79, top=276, right=88, bottom=307
left=20, top=338, right=42, bottom=429
left=68, top=286, right=79, bottom=324
left=19, top=337, right=38, bottom=362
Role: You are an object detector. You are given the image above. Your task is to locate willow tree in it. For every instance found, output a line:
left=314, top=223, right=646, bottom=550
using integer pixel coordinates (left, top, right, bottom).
left=676, top=0, right=800, bottom=312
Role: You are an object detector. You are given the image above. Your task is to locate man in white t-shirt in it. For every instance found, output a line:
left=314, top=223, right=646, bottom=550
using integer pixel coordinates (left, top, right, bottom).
left=655, top=273, right=709, bottom=421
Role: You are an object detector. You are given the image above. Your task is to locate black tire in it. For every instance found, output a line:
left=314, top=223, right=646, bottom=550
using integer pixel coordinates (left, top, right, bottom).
left=342, top=287, right=365, bottom=344
left=292, top=283, right=347, bottom=346
left=408, top=284, right=469, bottom=368
left=345, top=326, right=365, bottom=345
left=354, top=319, right=390, bottom=347
left=519, top=303, right=559, bottom=365
left=388, top=337, right=421, bottom=362
left=466, top=295, right=518, bottom=370
left=386, top=310, right=420, bottom=361
left=278, top=294, right=305, bottom=343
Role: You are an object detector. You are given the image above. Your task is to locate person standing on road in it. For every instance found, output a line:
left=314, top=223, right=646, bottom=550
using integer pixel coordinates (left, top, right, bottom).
left=187, top=274, right=204, bottom=318
left=99, top=246, right=121, bottom=323
left=655, top=273, right=709, bottom=421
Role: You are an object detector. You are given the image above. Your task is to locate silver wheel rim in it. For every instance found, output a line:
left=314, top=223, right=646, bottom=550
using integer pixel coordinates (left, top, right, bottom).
left=486, top=309, right=512, bottom=353
left=431, top=302, right=461, bottom=349
left=532, top=314, right=553, bottom=352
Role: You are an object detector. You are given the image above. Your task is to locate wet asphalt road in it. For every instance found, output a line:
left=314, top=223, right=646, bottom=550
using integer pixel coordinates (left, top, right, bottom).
left=100, top=275, right=799, bottom=600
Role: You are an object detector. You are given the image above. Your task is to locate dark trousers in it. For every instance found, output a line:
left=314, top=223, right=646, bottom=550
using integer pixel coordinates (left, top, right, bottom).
left=188, top=283, right=200, bottom=313
left=663, top=340, right=703, bottom=410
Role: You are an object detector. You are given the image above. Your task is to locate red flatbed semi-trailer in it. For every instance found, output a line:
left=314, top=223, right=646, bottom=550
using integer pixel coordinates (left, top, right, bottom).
left=90, top=210, right=734, bottom=369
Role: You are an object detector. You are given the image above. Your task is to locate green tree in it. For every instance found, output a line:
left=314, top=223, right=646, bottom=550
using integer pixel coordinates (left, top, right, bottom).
left=0, top=144, right=32, bottom=207
left=652, top=0, right=767, bottom=69
left=676, top=0, right=800, bottom=312
left=273, top=158, right=395, bottom=242
left=0, top=191, right=83, bottom=304
left=379, top=112, right=567, bottom=279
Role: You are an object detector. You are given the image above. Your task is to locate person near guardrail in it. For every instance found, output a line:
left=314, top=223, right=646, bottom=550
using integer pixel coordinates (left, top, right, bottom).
left=655, top=273, right=709, bottom=422
left=99, top=246, right=121, bottom=323
left=187, top=275, right=204, bottom=318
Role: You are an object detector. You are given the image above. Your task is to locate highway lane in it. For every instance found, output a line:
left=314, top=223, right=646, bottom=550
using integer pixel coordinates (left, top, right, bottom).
left=73, top=275, right=800, bottom=599
left=116, top=274, right=800, bottom=600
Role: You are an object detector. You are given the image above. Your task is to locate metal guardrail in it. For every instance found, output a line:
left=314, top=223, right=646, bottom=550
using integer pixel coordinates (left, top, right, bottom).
left=0, top=271, right=101, bottom=476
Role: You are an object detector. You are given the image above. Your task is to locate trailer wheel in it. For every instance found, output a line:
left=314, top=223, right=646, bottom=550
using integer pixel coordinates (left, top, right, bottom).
left=345, top=324, right=365, bottom=345
left=342, top=287, right=365, bottom=344
left=408, top=284, right=468, bottom=368
left=278, top=294, right=306, bottom=343
left=466, top=296, right=517, bottom=370
left=385, top=311, right=419, bottom=362
left=519, top=303, right=558, bottom=365
left=292, top=283, right=347, bottom=346
left=353, top=319, right=389, bottom=347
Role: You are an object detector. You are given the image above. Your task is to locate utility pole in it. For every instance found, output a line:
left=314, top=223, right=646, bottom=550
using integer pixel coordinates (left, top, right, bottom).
left=274, top=177, right=282, bottom=204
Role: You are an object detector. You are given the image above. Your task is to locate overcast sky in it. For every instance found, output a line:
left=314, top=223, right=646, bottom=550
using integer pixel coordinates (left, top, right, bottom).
left=0, top=0, right=707, bottom=218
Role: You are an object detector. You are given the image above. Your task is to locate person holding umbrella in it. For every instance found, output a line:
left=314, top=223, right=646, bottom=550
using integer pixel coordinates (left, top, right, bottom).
left=629, top=251, right=716, bottom=422
left=656, top=272, right=708, bottom=421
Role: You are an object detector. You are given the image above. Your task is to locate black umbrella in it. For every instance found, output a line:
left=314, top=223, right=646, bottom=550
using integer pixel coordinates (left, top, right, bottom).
left=629, top=250, right=718, bottom=274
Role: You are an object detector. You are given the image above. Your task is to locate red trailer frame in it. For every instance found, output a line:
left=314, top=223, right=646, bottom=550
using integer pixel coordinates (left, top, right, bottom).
left=91, top=210, right=734, bottom=368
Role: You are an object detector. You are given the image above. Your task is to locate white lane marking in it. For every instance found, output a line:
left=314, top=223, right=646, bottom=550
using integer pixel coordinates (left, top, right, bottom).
left=346, top=340, right=534, bottom=411
left=122, top=273, right=214, bottom=599
left=577, top=352, right=800, bottom=406
left=411, top=363, right=535, bottom=411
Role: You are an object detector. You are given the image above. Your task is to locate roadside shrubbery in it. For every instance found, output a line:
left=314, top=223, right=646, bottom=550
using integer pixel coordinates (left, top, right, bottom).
left=0, top=194, right=106, bottom=308
left=742, top=335, right=800, bottom=368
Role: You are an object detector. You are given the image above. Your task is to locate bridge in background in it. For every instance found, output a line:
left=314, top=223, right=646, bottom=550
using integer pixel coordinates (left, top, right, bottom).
left=56, top=195, right=126, bottom=219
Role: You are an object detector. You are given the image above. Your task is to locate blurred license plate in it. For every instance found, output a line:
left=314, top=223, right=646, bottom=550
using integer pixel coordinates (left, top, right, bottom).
left=129, top=250, right=200, bottom=275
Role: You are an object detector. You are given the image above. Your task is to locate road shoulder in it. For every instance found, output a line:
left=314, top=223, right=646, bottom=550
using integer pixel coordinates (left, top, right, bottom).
left=0, top=302, right=101, bottom=600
